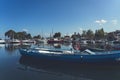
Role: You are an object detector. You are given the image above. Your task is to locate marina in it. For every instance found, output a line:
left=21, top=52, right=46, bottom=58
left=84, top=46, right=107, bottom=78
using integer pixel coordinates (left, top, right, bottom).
left=1, top=43, right=120, bottom=80
left=0, top=0, right=120, bottom=80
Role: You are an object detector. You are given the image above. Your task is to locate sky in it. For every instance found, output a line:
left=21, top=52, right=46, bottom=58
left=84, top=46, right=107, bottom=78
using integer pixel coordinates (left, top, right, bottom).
left=0, top=0, right=120, bottom=38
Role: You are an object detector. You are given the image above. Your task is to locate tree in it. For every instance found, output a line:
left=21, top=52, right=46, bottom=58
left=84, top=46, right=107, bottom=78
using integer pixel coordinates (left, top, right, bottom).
left=26, top=34, right=32, bottom=39
left=95, top=30, right=99, bottom=40
left=53, top=32, right=61, bottom=38
left=82, top=30, right=87, bottom=37
left=5, top=30, right=32, bottom=40
left=95, top=28, right=104, bottom=40
left=86, top=29, right=94, bottom=40
left=33, top=35, right=41, bottom=39
left=5, top=30, right=16, bottom=39
left=14, top=32, right=25, bottom=40
left=16, top=31, right=32, bottom=40
left=99, top=28, right=104, bottom=39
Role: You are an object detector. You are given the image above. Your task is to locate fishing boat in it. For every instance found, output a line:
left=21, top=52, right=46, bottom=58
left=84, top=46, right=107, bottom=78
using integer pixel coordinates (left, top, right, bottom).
left=19, top=48, right=120, bottom=63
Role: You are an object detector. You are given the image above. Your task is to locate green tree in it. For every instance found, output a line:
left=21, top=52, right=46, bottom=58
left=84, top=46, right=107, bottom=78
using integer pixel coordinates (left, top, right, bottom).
left=82, top=30, right=87, bottom=37
left=5, top=30, right=32, bottom=40
left=15, top=32, right=25, bottom=40
left=95, top=28, right=104, bottom=40
left=26, top=33, right=32, bottom=39
left=86, top=29, right=94, bottom=40
left=5, top=30, right=16, bottom=39
left=33, top=35, right=41, bottom=39
left=16, top=31, right=32, bottom=40
left=53, top=32, right=61, bottom=38
left=95, top=30, right=99, bottom=40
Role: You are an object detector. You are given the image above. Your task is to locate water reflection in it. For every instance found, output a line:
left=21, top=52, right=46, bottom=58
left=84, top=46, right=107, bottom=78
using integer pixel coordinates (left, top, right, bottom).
left=2, top=42, right=120, bottom=55
left=3, top=43, right=72, bottom=54
left=53, top=44, right=61, bottom=48
left=1, top=42, right=120, bottom=80
left=19, top=56, right=120, bottom=80
left=0, top=44, right=5, bottom=48
left=4, top=43, right=32, bottom=53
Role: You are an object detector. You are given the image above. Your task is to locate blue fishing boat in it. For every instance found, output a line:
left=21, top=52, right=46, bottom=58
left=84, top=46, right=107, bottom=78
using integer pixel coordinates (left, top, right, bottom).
left=19, top=48, right=120, bottom=63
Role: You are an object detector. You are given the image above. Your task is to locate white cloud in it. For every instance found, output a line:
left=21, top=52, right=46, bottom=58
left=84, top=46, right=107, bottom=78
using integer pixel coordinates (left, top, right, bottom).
left=95, top=20, right=101, bottom=23
left=22, top=29, right=28, bottom=32
left=95, top=19, right=107, bottom=25
left=111, top=20, right=118, bottom=26
left=101, top=19, right=107, bottom=23
left=79, top=28, right=83, bottom=34
left=79, top=28, right=83, bottom=31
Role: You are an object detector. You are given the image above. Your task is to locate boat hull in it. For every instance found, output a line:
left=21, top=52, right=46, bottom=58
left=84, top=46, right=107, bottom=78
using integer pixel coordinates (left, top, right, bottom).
left=47, top=40, right=63, bottom=44
left=19, top=49, right=120, bottom=63
left=0, top=40, right=6, bottom=44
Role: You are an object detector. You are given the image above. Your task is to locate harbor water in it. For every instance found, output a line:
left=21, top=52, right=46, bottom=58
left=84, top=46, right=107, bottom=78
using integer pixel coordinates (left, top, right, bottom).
left=0, top=43, right=120, bottom=80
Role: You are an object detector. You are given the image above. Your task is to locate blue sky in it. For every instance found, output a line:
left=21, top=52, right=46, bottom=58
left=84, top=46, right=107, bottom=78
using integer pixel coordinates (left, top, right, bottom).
left=0, top=0, right=120, bottom=38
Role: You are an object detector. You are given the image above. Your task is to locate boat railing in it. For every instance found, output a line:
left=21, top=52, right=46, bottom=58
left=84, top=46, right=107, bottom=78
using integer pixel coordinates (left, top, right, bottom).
left=21, top=47, right=108, bottom=55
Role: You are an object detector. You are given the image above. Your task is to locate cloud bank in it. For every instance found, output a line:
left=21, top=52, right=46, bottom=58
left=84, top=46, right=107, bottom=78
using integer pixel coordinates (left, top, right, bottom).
left=95, top=19, right=107, bottom=25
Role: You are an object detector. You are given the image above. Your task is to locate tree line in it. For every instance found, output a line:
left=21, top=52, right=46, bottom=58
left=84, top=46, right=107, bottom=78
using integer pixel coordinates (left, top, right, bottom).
left=5, top=30, right=33, bottom=40
left=4, top=29, right=116, bottom=41
left=48, top=28, right=116, bottom=41
left=71, top=28, right=116, bottom=41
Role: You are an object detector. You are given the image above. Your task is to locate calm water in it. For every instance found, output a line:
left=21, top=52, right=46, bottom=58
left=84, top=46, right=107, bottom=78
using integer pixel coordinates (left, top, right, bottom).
left=1, top=44, right=120, bottom=80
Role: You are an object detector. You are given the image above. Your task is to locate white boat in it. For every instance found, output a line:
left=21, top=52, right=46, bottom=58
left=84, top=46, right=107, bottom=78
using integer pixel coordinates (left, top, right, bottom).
left=37, top=39, right=47, bottom=44
left=22, top=40, right=35, bottom=43
left=10, top=39, right=20, bottom=43
left=0, top=39, right=5, bottom=44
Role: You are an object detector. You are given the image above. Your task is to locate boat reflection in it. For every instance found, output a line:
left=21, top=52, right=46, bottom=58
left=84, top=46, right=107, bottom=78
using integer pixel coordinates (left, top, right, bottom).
left=5, top=44, right=21, bottom=53
left=53, top=43, right=61, bottom=48
left=0, top=44, right=5, bottom=48
left=5, top=44, right=31, bottom=53
left=19, top=56, right=120, bottom=80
